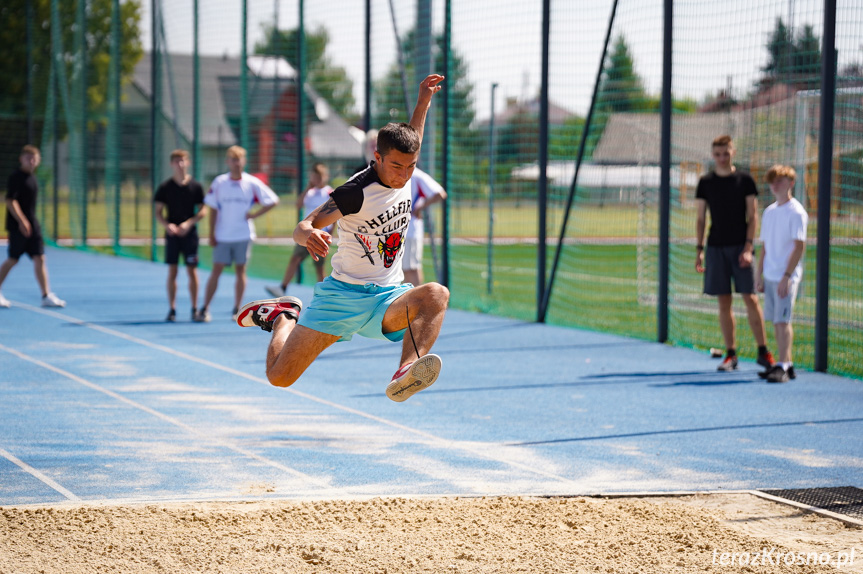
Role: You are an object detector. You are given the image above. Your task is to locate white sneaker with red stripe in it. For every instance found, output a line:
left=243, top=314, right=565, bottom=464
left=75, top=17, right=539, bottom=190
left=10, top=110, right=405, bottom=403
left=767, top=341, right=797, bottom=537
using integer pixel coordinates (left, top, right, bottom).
left=236, top=296, right=302, bottom=332
left=386, top=354, right=442, bottom=402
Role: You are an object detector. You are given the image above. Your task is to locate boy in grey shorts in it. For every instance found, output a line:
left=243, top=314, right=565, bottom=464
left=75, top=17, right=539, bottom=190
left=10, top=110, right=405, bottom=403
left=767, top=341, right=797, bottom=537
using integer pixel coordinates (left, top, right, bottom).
left=197, top=146, right=279, bottom=322
left=695, top=134, right=774, bottom=372
left=756, top=165, right=808, bottom=383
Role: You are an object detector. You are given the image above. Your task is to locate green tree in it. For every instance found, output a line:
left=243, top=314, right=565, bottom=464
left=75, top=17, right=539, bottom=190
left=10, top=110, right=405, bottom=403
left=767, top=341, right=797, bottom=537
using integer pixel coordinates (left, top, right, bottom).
left=372, top=28, right=479, bottom=195
left=255, top=24, right=356, bottom=123
left=371, top=29, right=475, bottom=144
left=0, top=0, right=142, bottom=172
left=0, top=0, right=143, bottom=118
left=596, top=35, right=649, bottom=114
left=761, top=18, right=821, bottom=87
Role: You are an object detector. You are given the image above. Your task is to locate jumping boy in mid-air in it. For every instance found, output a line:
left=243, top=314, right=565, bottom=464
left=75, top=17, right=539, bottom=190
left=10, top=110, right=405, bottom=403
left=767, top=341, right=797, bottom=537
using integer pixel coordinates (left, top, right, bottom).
left=237, top=74, right=448, bottom=402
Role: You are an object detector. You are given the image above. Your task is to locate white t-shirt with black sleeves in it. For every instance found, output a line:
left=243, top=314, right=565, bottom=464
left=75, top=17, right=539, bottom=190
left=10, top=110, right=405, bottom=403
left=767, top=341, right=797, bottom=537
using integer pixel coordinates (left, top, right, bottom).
left=759, top=197, right=808, bottom=282
left=204, top=172, right=279, bottom=242
left=330, top=163, right=412, bottom=287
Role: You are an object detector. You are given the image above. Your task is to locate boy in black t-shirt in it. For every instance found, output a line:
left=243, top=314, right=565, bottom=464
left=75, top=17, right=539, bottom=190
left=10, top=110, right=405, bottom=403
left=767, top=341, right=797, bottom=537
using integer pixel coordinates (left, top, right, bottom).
left=0, top=145, right=65, bottom=308
left=695, top=135, right=774, bottom=372
left=154, top=150, right=207, bottom=321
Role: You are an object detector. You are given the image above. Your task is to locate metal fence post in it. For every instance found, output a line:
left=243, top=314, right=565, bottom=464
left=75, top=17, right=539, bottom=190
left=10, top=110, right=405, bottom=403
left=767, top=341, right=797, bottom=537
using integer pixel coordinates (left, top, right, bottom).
left=658, top=0, right=673, bottom=343
left=537, top=0, right=550, bottom=323
left=241, top=0, right=249, bottom=151
left=815, top=0, right=837, bottom=372
left=441, top=0, right=451, bottom=288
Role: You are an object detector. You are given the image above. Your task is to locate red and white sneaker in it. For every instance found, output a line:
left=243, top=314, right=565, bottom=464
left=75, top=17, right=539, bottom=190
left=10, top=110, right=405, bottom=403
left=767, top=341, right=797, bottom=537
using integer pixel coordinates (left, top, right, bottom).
left=236, top=296, right=302, bottom=332
left=386, top=354, right=442, bottom=402
left=717, top=354, right=738, bottom=371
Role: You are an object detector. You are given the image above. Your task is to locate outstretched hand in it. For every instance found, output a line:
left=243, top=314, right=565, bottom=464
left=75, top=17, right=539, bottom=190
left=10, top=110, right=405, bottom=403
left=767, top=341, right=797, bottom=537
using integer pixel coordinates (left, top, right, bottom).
left=417, top=74, right=445, bottom=103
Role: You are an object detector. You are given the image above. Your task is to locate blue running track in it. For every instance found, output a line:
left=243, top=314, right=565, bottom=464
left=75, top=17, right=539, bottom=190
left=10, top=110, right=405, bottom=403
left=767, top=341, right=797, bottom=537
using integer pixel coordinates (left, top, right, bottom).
left=0, top=247, right=861, bottom=505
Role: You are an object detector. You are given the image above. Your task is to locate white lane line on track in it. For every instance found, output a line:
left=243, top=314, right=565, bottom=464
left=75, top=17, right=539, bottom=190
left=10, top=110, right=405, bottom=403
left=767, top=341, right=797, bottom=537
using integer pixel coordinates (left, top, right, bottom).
left=0, top=342, right=338, bottom=493
left=19, top=303, right=579, bottom=486
left=0, top=446, right=80, bottom=501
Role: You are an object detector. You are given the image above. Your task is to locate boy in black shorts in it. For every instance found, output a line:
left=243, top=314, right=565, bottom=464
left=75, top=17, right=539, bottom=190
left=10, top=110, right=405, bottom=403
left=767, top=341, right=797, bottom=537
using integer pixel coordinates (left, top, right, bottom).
left=0, top=145, right=65, bottom=308
left=154, top=149, right=207, bottom=321
left=695, top=135, right=774, bottom=371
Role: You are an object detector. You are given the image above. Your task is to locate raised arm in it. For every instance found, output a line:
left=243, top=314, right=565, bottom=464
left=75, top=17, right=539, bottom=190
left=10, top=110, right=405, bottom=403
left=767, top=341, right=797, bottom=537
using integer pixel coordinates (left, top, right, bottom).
left=408, top=74, right=445, bottom=146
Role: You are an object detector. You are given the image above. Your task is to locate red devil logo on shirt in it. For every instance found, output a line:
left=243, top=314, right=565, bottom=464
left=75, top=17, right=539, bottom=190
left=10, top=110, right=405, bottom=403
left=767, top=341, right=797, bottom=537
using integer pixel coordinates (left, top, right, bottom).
left=377, top=232, right=403, bottom=268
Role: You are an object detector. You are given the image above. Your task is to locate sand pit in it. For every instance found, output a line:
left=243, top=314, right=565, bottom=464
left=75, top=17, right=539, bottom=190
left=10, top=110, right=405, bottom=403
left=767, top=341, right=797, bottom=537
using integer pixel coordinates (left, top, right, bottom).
left=1, top=493, right=860, bottom=573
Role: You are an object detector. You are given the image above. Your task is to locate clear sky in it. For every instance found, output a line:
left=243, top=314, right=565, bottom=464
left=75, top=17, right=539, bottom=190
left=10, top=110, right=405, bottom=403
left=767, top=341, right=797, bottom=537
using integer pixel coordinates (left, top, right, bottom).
left=141, top=0, right=863, bottom=122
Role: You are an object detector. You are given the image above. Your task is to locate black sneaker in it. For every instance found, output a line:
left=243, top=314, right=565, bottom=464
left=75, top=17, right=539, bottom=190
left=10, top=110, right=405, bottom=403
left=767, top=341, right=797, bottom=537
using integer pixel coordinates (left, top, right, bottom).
left=717, top=355, right=738, bottom=371
left=766, top=365, right=790, bottom=383
left=166, top=309, right=176, bottom=322
left=759, top=365, right=795, bottom=380
left=757, top=351, right=776, bottom=369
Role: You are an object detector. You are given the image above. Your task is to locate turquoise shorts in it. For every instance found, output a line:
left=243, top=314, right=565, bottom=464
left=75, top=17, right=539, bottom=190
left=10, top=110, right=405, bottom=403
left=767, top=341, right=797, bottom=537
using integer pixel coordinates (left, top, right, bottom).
left=297, top=276, right=412, bottom=342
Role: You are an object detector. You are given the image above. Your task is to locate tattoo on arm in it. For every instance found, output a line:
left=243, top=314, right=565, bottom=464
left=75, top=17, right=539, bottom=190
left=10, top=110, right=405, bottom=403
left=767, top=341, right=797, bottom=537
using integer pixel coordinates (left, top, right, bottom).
left=320, top=198, right=340, bottom=215
left=305, top=197, right=340, bottom=224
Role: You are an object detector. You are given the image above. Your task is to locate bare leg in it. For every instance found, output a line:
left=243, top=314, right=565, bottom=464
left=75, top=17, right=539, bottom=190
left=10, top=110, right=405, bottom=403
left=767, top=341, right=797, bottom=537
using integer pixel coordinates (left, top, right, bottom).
left=266, top=317, right=339, bottom=387
left=717, top=294, right=735, bottom=350
left=774, top=322, right=793, bottom=363
left=741, top=293, right=767, bottom=347
left=202, top=263, right=226, bottom=310
left=234, top=263, right=247, bottom=311
left=32, top=255, right=50, bottom=296
left=280, top=255, right=303, bottom=289
left=187, top=265, right=199, bottom=310
left=0, top=257, right=19, bottom=290
left=381, top=282, right=450, bottom=369
left=167, top=264, right=179, bottom=310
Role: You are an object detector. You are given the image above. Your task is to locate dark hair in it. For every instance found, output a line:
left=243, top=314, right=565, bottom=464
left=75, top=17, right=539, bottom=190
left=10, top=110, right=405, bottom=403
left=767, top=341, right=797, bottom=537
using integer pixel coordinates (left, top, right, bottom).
left=376, top=122, right=420, bottom=157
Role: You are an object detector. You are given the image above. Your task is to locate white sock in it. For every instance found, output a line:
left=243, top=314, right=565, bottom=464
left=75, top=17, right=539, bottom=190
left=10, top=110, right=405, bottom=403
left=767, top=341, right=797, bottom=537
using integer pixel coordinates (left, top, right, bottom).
left=780, top=362, right=792, bottom=371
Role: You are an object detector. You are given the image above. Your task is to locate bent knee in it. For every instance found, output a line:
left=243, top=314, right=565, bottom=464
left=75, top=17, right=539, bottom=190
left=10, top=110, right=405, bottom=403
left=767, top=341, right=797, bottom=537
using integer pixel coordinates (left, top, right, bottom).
left=426, top=282, right=450, bottom=302
left=266, top=368, right=299, bottom=388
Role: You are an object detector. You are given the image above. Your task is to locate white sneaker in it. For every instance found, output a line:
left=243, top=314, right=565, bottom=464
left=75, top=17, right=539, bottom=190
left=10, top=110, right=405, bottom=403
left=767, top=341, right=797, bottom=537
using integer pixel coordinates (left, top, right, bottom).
left=386, top=354, right=442, bottom=402
left=265, top=284, right=286, bottom=298
left=0, top=293, right=10, bottom=308
left=42, top=292, right=66, bottom=308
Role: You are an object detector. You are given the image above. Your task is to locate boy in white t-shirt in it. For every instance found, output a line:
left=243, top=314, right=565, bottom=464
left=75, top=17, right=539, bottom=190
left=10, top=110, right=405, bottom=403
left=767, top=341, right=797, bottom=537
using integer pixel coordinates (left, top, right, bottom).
left=236, top=74, right=448, bottom=403
left=197, top=146, right=279, bottom=322
left=266, top=163, right=334, bottom=297
left=403, top=167, right=447, bottom=285
left=756, top=165, right=808, bottom=383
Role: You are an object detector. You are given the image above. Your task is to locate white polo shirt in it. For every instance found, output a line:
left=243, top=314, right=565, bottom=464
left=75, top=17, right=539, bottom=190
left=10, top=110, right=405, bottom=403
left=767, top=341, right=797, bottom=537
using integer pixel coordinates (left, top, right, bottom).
left=205, top=172, right=279, bottom=242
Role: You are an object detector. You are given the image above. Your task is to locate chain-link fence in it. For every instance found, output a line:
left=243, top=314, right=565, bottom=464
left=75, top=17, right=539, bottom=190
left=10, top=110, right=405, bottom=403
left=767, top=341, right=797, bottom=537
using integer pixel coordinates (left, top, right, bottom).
left=2, top=0, right=861, bottom=377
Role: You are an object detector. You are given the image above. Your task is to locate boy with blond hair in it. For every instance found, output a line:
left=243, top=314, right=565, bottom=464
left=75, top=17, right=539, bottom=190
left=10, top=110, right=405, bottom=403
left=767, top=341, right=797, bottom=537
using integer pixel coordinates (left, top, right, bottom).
left=756, top=165, right=808, bottom=383
left=198, top=146, right=279, bottom=322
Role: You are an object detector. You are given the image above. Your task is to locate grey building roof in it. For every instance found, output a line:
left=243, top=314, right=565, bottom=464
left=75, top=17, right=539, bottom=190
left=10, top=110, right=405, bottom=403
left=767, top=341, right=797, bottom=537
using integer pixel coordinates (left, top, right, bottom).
left=129, top=53, right=361, bottom=159
left=593, top=91, right=863, bottom=167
